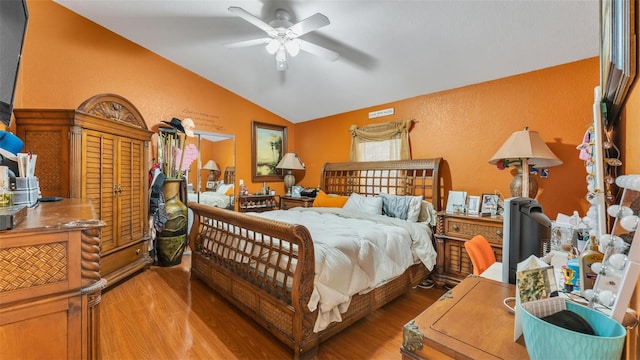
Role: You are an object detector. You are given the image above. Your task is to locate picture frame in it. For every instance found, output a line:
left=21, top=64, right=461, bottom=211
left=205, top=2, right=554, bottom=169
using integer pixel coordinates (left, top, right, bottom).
left=600, top=0, right=636, bottom=129
left=251, top=121, right=287, bottom=182
left=445, top=190, right=467, bottom=214
left=467, top=195, right=481, bottom=215
left=481, top=193, right=500, bottom=215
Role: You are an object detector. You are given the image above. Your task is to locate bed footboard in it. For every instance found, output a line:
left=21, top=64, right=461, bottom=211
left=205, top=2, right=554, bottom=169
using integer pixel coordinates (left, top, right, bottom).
left=187, top=202, right=320, bottom=356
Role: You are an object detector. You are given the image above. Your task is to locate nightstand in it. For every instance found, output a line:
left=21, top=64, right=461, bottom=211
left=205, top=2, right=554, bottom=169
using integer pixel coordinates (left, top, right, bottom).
left=432, top=212, right=503, bottom=287
left=280, top=196, right=315, bottom=210
left=238, top=194, right=279, bottom=213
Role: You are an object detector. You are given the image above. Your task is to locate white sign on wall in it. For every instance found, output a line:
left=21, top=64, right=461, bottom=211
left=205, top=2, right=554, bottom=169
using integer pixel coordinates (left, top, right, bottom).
left=368, top=108, right=395, bottom=119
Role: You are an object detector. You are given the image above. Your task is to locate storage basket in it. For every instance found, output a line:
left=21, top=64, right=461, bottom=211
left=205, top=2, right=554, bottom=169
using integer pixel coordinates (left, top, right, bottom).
left=520, top=297, right=626, bottom=360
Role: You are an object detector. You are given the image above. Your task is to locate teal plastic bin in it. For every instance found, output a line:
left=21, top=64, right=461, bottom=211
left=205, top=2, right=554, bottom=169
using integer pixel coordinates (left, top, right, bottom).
left=521, top=300, right=626, bottom=360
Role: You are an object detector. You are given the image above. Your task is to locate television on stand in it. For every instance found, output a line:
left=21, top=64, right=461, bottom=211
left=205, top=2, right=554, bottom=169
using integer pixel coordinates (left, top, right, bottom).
left=0, top=0, right=29, bottom=127
left=501, top=197, right=552, bottom=284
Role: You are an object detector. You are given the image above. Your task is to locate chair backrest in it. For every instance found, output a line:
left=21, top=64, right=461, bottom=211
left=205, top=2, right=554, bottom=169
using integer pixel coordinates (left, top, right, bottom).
left=464, top=235, right=497, bottom=275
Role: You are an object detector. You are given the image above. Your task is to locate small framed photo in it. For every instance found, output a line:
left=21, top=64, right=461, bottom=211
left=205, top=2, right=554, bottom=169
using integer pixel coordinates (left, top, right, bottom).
left=467, top=195, right=481, bottom=215
left=481, top=193, right=500, bottom=215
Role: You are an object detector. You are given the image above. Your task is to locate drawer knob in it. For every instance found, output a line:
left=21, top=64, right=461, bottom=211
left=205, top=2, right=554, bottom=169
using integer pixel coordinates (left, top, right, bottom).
left=136, top=249, right=141, bottom=256
left=452, top=224, right=460, bottom=231
left=496, top=229, right=502, bottom=237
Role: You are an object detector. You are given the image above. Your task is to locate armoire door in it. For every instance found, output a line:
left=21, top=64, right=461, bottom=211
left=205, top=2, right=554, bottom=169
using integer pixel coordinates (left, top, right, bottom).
left=83, top=129, right=117, bottom=253
left=115, top=136, right=146, bottom=247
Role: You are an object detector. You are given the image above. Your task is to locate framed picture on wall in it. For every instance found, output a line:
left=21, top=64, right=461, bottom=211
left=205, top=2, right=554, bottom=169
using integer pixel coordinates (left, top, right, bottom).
left=252, top=121, right=287, bottom=182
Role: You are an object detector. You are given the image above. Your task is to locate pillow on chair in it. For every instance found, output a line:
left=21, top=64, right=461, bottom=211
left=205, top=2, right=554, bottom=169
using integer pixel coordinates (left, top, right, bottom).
left=464, top=235, right=497, bottom=275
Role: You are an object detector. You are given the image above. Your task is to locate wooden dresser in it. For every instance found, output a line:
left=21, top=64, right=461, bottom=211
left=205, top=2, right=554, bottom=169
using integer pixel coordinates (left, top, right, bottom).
left=280, top=196, right=314, bottom=210
left=432, top=212, right=503, bottom=287
left=14, top=94, right=154, bottom=288
left=0, top=199, right=105, bottom=359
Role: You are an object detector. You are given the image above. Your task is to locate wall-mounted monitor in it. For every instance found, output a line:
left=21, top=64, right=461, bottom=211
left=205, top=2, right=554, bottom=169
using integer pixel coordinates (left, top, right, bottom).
left=0, top=0, right=29, bottom=127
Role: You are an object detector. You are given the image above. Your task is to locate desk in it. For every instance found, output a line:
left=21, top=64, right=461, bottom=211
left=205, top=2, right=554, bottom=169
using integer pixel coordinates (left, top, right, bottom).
left=401, top=276, right=528, bottom=359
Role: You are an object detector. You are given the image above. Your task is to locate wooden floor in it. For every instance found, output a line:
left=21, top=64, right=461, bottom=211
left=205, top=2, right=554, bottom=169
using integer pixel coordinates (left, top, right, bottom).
left=99, top=254, right=446, bottom=359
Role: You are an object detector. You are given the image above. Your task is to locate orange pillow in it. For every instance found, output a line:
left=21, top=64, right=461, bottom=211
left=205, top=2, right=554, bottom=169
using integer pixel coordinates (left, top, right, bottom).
left=312, top=190, right=348, bottom=208
left=225, top=185, right=234, bottom=196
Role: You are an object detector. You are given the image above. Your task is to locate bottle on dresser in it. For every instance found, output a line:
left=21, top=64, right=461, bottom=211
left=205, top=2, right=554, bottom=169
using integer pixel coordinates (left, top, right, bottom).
left=579, top=235, right=604, bottom=296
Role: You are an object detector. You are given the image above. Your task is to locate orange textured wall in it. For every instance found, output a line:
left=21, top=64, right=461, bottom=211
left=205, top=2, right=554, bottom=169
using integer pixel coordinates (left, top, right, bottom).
left=296, top=59, right=600, bottom=217
left=13, top=0, right=292, bottom=195
left=623, top=82, right=639, bottom=174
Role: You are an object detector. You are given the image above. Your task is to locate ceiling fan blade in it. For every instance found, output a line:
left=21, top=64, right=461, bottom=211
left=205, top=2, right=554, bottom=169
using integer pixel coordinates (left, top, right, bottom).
left=224, top=38, right=272, bottom=49
left=287, top=13, right=330, bottom=38
left=228, top=6, right=277, bottom=37
left=299, top=39, right=339, bottom=62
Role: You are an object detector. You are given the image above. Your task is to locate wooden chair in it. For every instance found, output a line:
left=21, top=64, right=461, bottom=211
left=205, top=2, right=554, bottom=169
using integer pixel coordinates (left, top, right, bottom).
left=464, top=235, right=496, bottom=275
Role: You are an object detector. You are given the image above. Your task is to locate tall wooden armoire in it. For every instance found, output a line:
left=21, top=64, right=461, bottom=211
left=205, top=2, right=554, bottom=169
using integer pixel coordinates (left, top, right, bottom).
left=14, top=94, right=154, bottom=288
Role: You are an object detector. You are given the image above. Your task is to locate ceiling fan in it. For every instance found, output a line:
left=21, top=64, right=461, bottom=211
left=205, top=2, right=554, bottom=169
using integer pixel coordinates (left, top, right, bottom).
left=225, top=6, right=339, bottom=71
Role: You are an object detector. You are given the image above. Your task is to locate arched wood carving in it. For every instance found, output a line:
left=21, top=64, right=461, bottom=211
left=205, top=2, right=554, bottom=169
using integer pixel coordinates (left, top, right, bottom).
left=77, top=93, right=148, bottom=130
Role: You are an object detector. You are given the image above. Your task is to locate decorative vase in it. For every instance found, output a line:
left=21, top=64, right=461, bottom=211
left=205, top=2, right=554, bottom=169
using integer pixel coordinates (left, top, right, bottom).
left=157, top=178, right=188, bottom=267
left=509, top=166, right=538, bottom=198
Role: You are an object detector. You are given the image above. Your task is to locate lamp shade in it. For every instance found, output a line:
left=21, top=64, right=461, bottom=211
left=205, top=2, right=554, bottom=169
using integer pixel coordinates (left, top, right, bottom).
left=276, top=153, right=305, bottom=170
left=202, top=160, right=219, bottom=171
left=488, top=127, right=563, bottom=168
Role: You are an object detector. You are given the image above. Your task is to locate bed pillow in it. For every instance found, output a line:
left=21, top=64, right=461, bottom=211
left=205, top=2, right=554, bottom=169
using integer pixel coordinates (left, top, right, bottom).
left=343, top=192, right=383, bottom=215
left=216, top=183, right=233, bottom=194
left=378, top=192, right=422, bottom=221
left=224, top=184, right=234, bottom=196
left=418, top=200, right=437, bottom=226
left=312, top=190, right=348, bottom=208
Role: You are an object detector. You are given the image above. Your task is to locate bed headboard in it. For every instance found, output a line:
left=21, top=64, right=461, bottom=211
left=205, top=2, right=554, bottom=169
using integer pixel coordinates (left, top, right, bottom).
left=224, top=166, right=235, bottom=185
left=320, top=158, right=443, bottom=211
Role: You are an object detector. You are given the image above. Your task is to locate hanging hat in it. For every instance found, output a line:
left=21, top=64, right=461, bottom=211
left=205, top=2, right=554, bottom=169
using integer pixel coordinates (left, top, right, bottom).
left=0, top=131, right=23, bottom=155
left=161, top=117, right=185, bottom=133
left=181, top=118, right=195, bottom=137
left=0, top=147, right=16, bottom=162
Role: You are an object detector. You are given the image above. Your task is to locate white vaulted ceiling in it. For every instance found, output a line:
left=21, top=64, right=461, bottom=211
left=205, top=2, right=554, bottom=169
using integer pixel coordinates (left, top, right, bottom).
left=53, top=0, right=600, bottom=123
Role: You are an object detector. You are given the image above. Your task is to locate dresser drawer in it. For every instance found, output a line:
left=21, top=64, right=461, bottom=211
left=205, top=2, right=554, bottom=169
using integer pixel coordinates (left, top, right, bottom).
left=100, top=241, right=148, bottom=277
left=444, top=217, right=503, bottom=244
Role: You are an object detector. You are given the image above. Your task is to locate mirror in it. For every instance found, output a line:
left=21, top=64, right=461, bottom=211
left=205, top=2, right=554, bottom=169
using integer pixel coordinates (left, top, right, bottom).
left=187, top=130, right=236, bottom=210
left=600, top=0, right=637, bottom=129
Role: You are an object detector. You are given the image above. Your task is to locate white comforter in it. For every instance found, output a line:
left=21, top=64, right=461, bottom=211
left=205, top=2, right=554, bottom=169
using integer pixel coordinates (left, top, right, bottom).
left=250, top=207, right=436, bottom=332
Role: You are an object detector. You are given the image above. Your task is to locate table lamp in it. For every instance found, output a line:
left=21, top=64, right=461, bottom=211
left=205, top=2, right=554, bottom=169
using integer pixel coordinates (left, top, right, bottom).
left=488, top=127, right=562, bottom=198
left=276, top=152, right=305, bottom=196
left=202, top=160, right=220, bottom=189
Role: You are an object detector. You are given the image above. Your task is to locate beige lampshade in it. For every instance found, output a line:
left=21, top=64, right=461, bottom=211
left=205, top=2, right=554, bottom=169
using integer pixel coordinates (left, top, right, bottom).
left=276, top=153, right=305, bottom=170
left=488, top=127, right=563, bottom=168
left=202, top=160, right=219, bottom=171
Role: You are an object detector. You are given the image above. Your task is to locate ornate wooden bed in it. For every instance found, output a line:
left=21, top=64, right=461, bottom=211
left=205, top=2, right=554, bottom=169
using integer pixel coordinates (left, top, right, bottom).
left=187, top=158, right=442, bottom=359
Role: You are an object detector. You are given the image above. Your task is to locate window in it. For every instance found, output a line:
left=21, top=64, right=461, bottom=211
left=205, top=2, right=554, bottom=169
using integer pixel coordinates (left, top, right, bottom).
left=349, top=120, right=414, bottom=161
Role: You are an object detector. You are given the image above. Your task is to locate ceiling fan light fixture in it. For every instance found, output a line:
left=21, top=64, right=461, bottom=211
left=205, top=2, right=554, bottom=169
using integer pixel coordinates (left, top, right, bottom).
left=276, top=58, right=287, bottom=71
left=275, top=47, right=287, bottom=71
left=266, top=39, right=280, bottom=54
left=285, top=39, right=300, bottom=57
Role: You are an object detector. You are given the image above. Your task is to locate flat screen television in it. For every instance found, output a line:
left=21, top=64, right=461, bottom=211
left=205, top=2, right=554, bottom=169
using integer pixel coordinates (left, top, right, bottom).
left=0, top=0, right=29, bottom=127
left=501, top=197, right=552, bottom=284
